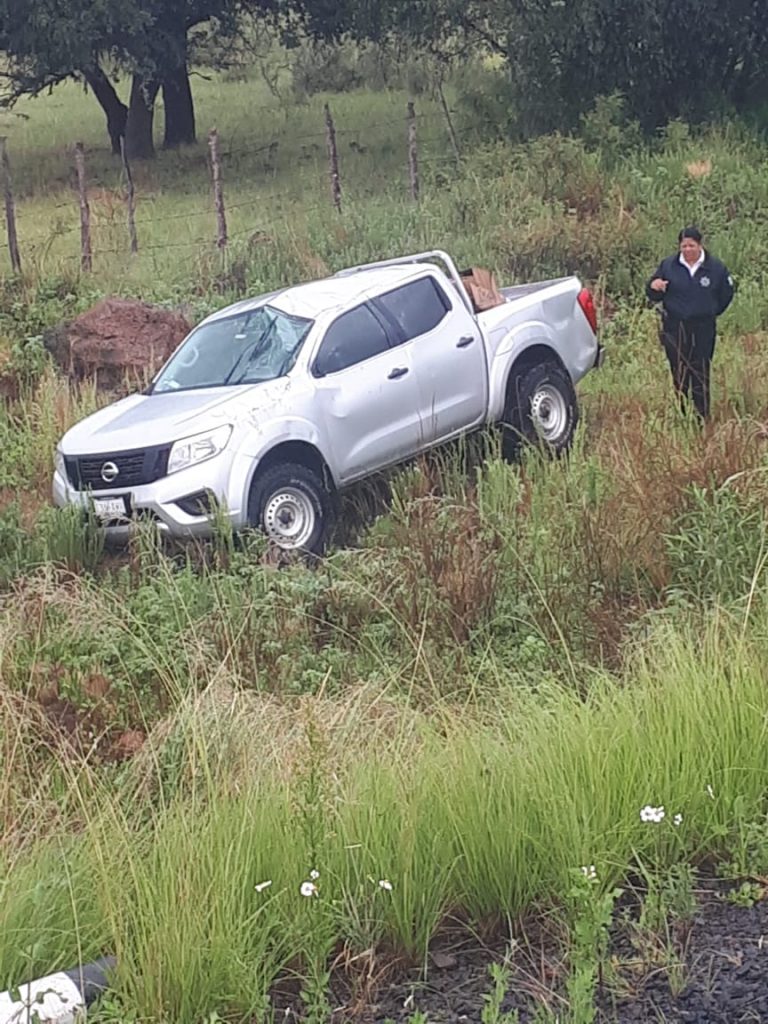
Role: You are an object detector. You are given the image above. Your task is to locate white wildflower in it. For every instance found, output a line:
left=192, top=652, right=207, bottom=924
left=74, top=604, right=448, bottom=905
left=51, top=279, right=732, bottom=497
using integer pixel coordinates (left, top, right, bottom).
left=254, top=880, right=273, bottom=893
left=580, top=865, right=597, bottom=881
left=673, top=814, right=683, bottom=827
left=706, top=784, right=715, bottom=801
left=378, top=879, right=393, bottom=891
left=640, top=804, right=666, bottom=824
left=310, top=869, right=320, bottom=880
left=300, top=881, right=318, bottom=898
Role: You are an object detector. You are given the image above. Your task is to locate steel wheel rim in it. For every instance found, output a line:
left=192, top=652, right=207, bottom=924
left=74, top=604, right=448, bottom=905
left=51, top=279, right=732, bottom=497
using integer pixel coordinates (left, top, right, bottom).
left=531, top=384, right=569, bottom=443
left=263, top=488, right=316, bottom=548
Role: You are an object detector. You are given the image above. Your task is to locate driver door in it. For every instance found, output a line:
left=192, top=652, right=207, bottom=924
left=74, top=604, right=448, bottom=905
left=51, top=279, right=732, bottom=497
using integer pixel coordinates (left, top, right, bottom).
left=312, top=301, right=423, bottom=483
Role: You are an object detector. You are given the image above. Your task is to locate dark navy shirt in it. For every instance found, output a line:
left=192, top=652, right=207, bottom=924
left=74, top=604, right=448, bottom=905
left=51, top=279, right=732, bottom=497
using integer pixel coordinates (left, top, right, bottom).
left=646, top=251, right=734, bottom=321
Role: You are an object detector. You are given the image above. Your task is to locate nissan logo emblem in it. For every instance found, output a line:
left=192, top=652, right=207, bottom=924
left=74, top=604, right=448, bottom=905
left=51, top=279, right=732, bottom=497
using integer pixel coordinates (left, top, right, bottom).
left=100, top=461, right=119, bottom=484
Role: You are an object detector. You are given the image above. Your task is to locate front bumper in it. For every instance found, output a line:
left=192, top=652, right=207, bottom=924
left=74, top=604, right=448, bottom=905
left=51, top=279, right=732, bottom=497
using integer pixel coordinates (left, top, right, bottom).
left=52, top=450, right=252, bottom=539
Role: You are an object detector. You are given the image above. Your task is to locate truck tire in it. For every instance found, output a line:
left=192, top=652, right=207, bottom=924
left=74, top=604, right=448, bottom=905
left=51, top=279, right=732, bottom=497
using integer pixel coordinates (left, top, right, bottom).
left=503, top=361, right=579, bottom=460
left=248, top=463, right=332, bottom=555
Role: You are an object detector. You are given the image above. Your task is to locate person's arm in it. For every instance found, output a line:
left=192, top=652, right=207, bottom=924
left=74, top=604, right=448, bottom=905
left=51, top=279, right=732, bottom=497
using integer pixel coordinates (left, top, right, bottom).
left=716, top=266, right=735, bottom=315
left=646, top=260, right=668, bottom=303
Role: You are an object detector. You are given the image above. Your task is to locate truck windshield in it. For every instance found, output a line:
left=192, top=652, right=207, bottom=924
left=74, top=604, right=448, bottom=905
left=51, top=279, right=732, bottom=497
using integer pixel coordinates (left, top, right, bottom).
left=152, top=305, right=314, bottom=392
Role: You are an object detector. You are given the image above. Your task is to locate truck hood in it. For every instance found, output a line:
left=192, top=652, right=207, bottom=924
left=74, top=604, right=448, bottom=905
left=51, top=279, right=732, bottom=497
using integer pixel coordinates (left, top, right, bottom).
left=60, top=380, right=291, bottom=455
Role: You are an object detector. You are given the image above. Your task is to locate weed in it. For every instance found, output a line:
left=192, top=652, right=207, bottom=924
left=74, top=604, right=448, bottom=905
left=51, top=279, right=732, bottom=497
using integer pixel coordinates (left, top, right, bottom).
left=565, top=866, right=621, bottom=1024
left=481, top=960, right=520, bottom=1024
left=725, top=881, right=764, bottom=908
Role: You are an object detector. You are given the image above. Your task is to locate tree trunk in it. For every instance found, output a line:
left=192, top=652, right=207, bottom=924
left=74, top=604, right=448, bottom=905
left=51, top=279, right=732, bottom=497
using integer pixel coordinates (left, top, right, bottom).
left=162, top=63, right=196, bottom=148
left=83, top=66, right=128, bottom=155
left=125, top=75, right=160, bottom=160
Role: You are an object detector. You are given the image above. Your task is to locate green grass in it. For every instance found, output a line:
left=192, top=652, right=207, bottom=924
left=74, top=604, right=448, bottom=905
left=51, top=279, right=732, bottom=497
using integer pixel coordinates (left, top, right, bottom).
left=3, top=54, right=768, bottom=1022
left=0, top=73, right=456, bottom=295
left=3, top=604, right=768, bottom=1019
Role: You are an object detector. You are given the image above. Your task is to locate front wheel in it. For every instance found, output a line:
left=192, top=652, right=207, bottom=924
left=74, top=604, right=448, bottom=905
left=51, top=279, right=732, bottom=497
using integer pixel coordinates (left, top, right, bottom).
left=248, top=463, right=332, bottom=555
left=502, top=361, right=579, bottom=460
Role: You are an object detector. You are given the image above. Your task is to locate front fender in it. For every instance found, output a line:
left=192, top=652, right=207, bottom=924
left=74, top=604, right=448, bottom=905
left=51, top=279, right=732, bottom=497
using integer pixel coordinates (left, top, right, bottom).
left=232, top=414, right=337, bottom=510
left=239, top=414, right=327, bottom=459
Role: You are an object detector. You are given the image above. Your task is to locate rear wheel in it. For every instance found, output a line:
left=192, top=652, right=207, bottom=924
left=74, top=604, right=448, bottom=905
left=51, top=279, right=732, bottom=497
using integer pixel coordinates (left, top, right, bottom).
left=503, top=361, right=579, bottom=460
left=248, top=463, right=332, bottom=555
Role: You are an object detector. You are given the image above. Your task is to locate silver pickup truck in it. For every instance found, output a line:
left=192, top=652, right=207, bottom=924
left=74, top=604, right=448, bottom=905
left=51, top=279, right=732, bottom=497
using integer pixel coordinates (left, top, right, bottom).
left=53, top=250, right=602, bottom=553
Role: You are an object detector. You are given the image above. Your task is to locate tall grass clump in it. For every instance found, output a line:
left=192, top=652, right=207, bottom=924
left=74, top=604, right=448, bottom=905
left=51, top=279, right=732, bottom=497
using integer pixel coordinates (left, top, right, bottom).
left=3, top=602, right=768, bottom=1018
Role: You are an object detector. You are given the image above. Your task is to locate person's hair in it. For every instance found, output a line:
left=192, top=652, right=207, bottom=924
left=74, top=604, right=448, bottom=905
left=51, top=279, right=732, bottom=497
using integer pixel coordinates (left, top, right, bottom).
left=678, top=226, right=703, bottom=243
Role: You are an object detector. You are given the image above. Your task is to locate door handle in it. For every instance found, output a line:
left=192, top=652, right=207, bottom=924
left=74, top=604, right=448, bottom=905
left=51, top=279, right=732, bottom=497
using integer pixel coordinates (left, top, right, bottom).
left=388, top=367, right=408, bottom=379
left=457, top=335, right=475, bottom=348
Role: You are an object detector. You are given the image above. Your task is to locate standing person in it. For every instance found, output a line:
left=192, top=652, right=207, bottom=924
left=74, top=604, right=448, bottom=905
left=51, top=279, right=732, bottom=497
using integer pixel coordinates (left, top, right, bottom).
left=646, top=227, right=734, bottom=420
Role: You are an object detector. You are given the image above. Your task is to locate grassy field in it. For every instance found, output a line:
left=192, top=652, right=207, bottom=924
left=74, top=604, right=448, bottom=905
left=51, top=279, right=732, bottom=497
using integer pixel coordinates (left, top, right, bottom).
left=2, top=59, right=768, bottom=1022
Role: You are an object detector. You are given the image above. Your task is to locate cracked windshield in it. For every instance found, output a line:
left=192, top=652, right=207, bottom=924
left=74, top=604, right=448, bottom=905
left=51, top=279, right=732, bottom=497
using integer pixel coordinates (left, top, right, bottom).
left=153, top=306, right=314, bottom=391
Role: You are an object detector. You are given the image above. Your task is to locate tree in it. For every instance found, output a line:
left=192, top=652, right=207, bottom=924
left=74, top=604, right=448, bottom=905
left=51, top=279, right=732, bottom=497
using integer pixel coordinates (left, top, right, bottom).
left=0, top=0, right=139, bottom=152
left=0, top=0, right=276, bottom=158
left=0, top=0, right=397, bottom=159
left=320, top=0, right=768, bottom=135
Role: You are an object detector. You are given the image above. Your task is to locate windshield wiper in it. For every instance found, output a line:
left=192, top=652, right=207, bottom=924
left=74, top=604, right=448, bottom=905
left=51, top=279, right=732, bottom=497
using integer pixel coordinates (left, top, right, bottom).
left=223, top=315, right=277, bottom=386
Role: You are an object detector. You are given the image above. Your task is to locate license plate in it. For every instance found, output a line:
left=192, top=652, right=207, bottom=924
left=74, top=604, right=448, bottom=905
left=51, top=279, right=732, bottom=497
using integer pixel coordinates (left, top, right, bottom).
left=91, top=496, right=128, bottom=522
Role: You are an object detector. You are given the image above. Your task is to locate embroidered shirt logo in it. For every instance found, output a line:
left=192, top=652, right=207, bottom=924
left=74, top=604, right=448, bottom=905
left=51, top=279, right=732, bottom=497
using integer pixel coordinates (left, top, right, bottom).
left=700, top=276, right=711, bottom=287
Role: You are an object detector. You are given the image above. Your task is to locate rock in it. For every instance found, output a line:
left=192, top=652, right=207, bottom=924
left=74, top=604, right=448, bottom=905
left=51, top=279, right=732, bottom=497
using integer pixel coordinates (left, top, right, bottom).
left=430, top=951, right=458, bottom=970
left=45, top=297, right=191, bottom=390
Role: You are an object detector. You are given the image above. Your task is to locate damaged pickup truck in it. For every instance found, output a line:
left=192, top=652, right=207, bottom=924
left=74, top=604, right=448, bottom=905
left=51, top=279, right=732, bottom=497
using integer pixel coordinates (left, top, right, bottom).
left=53, top=250, right=603, bottom=553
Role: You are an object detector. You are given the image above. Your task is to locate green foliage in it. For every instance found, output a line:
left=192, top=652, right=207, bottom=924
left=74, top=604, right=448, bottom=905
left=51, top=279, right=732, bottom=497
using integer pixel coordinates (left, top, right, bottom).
left=349, top=0, right=768, bottom=135
left=637, top=863, right=697, bottom=935
left=726, top=881, right=764, bottom=908
left=665, top=484, right=768, bottom=606
left=580, top=93, right=643, bottom=167
left=566, top=868, right=621, bottom=1024
left=725, top=811, right=768, bottom=881
left=6, top=593, right=768, bottom=1016
left=481, top=961, right=519, bottom=1024
left=289, top=36, right=432, bottom=100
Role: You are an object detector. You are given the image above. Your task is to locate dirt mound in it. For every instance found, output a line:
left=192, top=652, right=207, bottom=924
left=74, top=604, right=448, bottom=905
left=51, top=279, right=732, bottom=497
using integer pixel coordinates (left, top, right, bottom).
left=45, top=297, right=191, bottom=390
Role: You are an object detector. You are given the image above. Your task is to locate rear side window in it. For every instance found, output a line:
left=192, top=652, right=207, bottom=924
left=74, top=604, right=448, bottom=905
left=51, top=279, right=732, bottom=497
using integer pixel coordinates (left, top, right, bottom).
left=314, top=303, right=390, bottom=376
left=374, top=277, right=451, bottom=343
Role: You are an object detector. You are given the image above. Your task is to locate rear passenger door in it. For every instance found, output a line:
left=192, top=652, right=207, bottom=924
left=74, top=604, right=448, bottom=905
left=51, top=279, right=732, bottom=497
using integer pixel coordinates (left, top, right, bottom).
left=372, top=275, right=487, bottom=443
left=311, top=301, right=423, bottom=483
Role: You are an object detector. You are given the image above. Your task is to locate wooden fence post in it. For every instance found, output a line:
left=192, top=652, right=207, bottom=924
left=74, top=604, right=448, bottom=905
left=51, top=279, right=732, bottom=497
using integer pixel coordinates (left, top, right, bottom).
left=208, top=128, right=227, bottom=249
left=74, top=142, right=92, bottom=272
left=324, top=103, right=342, bottom=214
left=0, top=137, right=21, bottom=274
left=437, top=81, right=461, bottom=165
left=407, top=100, right=420, bottom=202
left=120, top=137, right=138, bottom=255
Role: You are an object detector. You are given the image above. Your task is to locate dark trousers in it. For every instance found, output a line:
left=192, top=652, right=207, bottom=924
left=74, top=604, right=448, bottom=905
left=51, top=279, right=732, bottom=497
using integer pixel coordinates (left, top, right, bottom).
left=661, top=317, right=716, bottom=420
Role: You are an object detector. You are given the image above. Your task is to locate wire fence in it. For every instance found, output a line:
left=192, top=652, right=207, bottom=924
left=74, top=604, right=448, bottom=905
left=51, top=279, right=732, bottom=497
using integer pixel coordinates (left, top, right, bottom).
left=0, top=102, right=491, bottom=275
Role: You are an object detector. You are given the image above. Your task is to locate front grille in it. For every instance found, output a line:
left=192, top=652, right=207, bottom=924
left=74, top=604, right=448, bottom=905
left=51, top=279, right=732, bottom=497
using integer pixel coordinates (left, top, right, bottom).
left=65, top=443, right=171, bottom=492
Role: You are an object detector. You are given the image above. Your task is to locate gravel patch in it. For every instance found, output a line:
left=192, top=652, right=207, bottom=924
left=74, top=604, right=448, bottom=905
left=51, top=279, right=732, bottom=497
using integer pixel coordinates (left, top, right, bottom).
left=320, top=880, right=768, bottom=1022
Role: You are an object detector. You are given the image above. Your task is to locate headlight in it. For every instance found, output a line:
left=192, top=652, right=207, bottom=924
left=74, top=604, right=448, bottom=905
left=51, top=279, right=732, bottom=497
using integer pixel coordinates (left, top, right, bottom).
left=54, top=448, right=66, bottom=478
left=168, top=425, right=232, bottom=475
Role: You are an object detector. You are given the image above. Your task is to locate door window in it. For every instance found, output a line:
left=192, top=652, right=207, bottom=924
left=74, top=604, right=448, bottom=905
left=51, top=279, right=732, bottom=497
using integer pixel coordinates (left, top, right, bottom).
left=374, top=277, right=451, bottom=344
left=314, top=303, right=391, bottom=376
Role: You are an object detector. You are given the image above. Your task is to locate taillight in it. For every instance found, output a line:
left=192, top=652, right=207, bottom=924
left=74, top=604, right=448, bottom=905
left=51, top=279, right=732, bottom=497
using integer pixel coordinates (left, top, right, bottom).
left=577, top=287, right=598, bottom=334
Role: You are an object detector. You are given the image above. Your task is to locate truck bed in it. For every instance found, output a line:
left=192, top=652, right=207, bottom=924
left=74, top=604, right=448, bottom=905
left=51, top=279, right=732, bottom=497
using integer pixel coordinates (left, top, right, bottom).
left=499, top=279, right=571, bottom=302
